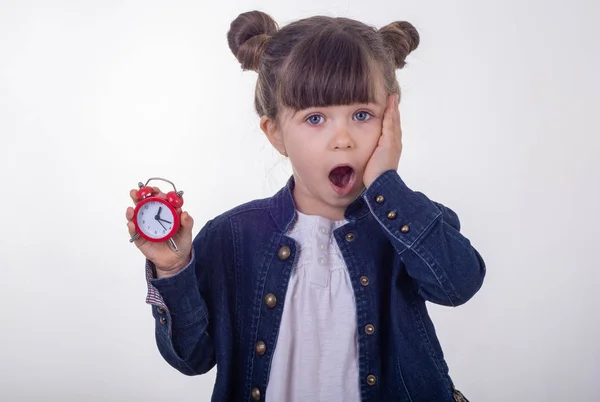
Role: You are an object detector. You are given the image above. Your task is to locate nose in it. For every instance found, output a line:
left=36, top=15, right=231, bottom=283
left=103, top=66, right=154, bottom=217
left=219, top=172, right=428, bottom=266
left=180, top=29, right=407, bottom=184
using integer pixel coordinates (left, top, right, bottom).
left=332, top=124, right=354, bottom=150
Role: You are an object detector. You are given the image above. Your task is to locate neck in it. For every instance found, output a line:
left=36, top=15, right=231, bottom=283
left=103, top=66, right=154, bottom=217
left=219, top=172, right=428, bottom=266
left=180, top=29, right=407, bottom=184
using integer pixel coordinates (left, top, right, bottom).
left=291, top=185, right=358, bottom=222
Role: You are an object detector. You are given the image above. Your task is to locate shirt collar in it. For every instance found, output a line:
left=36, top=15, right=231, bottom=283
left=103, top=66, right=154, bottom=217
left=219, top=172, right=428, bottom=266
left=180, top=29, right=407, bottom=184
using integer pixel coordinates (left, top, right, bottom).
left=268, top=174, right=371, bottom=233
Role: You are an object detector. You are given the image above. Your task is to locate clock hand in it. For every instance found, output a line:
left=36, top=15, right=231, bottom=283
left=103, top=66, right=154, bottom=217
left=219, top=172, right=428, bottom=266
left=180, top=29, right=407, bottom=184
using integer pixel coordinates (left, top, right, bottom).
left=158, top=218, right=172, bottom=224
left=154, top=206, right=164, bottom=221
left=158, top=220, right=168, bottom=231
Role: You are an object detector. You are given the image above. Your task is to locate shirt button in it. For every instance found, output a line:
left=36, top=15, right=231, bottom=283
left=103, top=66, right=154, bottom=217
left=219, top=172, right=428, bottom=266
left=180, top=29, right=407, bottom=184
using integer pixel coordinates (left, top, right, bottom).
left=251, top=387, right=261, bottom=400
left=365, top=324, right=375, bottom=335
left=387, top=211, right=397, bottom=219
left=319, top=226, right=329, bottom=235
left=345, top=232, right=355, bottom=242
left=264, top=293, right=277, bottom=308
left=318, top=257, right=327, bottom=265
left=376, top=195, right=385, bottom=204
left=401, top=225, right=410, bottom=233
left=255, top=341, right=266, bottom=356
left=278, top=246, right=291, bottom=260
left=319, top=243, right=327, bottom=250
left=367, top=375, right=377, bottom=386
left=360, top=276, right=370, bottom=286
left=159, top=317, right=166, bottom=325
left=157, top=307, right=165, bottom=314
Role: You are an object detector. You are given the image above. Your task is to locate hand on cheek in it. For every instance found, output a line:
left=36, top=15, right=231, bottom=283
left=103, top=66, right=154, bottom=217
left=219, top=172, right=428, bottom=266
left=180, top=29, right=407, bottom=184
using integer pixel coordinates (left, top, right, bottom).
left=363, top=94, right=403, bottom=188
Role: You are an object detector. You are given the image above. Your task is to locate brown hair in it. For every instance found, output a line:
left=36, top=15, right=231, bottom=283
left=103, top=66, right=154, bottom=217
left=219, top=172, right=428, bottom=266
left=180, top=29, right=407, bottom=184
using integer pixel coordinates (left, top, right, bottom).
left=227, top=11, right=419, bottom=123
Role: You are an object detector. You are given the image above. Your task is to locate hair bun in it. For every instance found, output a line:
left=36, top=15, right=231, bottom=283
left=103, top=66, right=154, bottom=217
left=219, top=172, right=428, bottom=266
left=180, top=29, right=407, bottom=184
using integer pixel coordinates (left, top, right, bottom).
left=379, top=21, right=420, bottom=69
left=227, top=11, right=278, bottom=71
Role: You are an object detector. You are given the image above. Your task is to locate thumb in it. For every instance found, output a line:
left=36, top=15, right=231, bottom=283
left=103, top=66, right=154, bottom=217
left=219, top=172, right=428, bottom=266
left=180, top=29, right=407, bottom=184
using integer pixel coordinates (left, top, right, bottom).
left=179, top=211, right=194, bottom=236
left=181, top=211, right=193, bottom=227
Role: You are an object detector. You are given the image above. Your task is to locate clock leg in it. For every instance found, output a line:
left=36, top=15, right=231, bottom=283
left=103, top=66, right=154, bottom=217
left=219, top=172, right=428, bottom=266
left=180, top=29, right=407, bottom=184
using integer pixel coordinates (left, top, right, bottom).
left=168, top=238, right=179, bottom=252
left=129, top=232, right=140, bottom=243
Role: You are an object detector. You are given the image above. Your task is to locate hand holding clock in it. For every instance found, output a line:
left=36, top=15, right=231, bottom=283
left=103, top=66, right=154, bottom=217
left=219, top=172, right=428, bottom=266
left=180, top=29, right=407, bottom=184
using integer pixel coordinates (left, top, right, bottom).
left=126, top=186, right=194, bottom=279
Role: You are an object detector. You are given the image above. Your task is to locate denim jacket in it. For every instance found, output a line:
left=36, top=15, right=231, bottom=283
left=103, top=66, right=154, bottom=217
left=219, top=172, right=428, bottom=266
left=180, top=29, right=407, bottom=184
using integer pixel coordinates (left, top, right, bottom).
left=144, top=169, right=486, bottom=401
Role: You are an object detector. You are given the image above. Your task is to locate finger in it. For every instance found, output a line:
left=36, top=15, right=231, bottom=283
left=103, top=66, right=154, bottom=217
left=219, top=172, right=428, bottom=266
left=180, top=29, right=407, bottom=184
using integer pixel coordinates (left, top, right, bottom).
left=177, top=211, right=194, bottom=241
left=382, top=95, right=395, bottom=135
left=127, top=221, right=145, bottom=247
left=152, top=186, right=167, bottom=199
left=180, top=211, right=194, bottom=229
left=385, top=94, right=399, bottom=128
left=395, top=95, right=403, bottom=143
left=384, top=94, right=395, bottom=121
left=394, top=95, right=401, bottom=131
left=384, top=93, right=392, bottom=113
left=126, top=207, right=134, bottom=221
left=127, top=220, right=136, bottom=236
left=131, top=186, right=167, bottom=203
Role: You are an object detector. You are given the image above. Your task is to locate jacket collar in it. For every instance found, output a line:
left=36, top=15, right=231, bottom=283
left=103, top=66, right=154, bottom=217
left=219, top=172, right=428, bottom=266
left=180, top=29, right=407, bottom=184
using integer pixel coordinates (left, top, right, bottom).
left=268, top=174, right=371, bottom=234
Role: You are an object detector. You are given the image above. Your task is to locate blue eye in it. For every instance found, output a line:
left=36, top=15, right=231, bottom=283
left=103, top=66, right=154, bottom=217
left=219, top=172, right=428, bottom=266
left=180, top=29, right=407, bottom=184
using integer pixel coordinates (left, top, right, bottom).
left=305, top=111, right=372, bottom=125
left=306, top=114, right=324, bottom=125
left=354, top=111, right=372, bottom=121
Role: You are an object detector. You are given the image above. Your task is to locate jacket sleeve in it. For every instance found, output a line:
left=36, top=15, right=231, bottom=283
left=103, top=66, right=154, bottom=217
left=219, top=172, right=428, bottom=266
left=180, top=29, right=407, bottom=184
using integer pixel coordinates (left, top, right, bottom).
left=144, top=218, right=220, bottom=375
left=363, top=170, right=486, bottom=307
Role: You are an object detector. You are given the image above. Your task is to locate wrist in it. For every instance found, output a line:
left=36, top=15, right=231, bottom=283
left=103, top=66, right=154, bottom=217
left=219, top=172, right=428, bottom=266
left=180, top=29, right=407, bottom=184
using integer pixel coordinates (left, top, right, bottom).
left=155, top=252, right=192, bottom=279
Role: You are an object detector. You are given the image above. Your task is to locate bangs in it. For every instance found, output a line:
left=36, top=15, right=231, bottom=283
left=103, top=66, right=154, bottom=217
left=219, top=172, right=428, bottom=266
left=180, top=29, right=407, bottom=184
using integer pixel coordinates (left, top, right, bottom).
left=277, top=30, right=380, bottom=111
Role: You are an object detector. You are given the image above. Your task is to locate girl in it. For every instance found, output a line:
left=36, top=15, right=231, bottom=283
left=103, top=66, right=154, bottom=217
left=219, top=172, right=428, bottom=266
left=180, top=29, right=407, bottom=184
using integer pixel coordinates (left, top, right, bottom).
left=126, top=10, right=485, bottom=402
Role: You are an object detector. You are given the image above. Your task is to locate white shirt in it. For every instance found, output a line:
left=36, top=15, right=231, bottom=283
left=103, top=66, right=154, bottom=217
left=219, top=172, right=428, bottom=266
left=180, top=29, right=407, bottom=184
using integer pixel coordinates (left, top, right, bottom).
left=265, top=210, right=361, bottom=402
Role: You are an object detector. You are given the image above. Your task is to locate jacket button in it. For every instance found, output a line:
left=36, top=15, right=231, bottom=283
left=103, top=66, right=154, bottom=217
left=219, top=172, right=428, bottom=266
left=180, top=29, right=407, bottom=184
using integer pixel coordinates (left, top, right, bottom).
left=345, top=232, right=355, bottom=242
left=360, top=276, right=369, bottom=286
left=277, top=246, right=291, bottom=260
left=401, top=225, right=410, bottom=233
left=157, top=307, right=165, bottom=314
left=251, top=387, right=261, bottom=400
left=255, top=341, right=266, bottom=356
left=376, top=195, right=384, bottom=203
left=387, top=211, right=396, bottom=219
left=264, top=293, right=277, bottom=308
left=159, top=317, right=166, bottom=325
left=365, top=324, right=375, bottom=335
left=367, top=375, right=377, bottom=385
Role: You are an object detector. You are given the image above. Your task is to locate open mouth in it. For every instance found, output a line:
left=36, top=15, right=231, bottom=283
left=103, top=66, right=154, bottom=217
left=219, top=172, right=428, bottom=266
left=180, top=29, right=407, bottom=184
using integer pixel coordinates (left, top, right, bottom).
left=328, top=165, right=356, bottom=196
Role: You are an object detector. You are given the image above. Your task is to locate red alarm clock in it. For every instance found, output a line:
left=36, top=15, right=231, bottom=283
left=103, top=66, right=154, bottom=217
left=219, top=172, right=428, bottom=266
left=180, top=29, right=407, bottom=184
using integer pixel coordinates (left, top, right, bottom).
left=130, top=177, right=184, bottom=251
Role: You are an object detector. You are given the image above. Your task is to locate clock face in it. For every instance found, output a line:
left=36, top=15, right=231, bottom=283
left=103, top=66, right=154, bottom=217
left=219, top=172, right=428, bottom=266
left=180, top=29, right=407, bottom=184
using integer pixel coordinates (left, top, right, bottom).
left=135, top=200, right=176, bottom=240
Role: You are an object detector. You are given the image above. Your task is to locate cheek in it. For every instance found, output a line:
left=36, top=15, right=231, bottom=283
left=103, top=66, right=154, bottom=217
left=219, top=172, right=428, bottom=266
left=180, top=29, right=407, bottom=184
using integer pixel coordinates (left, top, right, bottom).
left=288, top=130, right=324, bottom=152
left=286, top=136, right=316, bottom=161
left=362, top=124, right=382, bottom=148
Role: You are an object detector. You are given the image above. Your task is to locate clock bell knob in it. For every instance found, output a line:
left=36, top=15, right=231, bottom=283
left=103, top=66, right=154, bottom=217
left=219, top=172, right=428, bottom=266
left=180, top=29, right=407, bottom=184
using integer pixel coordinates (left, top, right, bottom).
left=167, top=190, right=184, bottom=208
left=137, top=185, right=156, bottom=200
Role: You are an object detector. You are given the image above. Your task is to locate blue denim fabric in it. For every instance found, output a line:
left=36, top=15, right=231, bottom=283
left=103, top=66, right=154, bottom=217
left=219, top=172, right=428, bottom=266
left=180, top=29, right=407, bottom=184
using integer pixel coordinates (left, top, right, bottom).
left=145, top=169, right=486, bottom=401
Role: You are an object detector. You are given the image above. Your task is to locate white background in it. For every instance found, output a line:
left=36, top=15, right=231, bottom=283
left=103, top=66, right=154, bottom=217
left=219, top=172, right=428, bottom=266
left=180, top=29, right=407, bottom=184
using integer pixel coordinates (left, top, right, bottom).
left=1, top=0, right=599, bottom=401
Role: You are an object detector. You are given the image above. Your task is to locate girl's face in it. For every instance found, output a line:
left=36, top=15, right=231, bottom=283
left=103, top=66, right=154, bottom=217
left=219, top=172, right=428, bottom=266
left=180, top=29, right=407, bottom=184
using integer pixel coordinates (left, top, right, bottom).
left=261, top=82, right=389, bottom=221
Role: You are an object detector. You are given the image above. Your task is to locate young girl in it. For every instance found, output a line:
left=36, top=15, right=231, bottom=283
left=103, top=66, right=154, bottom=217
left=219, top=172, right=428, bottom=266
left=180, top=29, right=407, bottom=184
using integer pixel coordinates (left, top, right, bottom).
left=125, top=10, right=485, bottom=402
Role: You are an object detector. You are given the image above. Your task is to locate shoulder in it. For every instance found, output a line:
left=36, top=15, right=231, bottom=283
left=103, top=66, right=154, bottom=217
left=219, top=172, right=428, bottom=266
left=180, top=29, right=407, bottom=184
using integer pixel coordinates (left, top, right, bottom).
left=198, top=194, right=276, bottom=235
left=191, top=194, right=280, bottom=264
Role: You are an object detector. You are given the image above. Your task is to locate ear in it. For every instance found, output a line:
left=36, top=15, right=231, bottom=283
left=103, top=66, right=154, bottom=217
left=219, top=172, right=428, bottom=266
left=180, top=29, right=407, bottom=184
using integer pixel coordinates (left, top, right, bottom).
left=260, top=115, right=287, bottom=156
